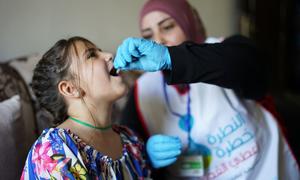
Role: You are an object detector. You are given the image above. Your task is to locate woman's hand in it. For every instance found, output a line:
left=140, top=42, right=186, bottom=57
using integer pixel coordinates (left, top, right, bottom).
left=114, top=37, right=172, bottom=71
left=146, top=134, right=182, bottom=168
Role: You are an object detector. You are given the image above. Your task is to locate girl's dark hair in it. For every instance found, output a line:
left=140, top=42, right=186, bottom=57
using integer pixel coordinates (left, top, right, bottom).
left=32, top=36, right=94, bottom=125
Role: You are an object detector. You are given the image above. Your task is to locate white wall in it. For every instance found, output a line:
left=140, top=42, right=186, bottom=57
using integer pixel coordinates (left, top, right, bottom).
left=0, top=0, right=239, bottom=61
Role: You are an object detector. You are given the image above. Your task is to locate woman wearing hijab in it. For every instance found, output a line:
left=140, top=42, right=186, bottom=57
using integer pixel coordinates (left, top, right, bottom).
left=120, top=0, right=299, bottom=179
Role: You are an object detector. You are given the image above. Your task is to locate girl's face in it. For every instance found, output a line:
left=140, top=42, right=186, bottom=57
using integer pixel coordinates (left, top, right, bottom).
left=141, top=11, right=187, bottom=46
left=70, top=41, right=127, bottom=103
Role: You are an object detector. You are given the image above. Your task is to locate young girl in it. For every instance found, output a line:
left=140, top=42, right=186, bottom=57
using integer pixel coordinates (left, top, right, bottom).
left=21, top=37, right=151, bottom=179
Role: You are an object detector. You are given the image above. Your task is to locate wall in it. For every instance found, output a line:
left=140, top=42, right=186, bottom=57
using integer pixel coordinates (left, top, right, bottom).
left=0, top=0, right=239, bottom=61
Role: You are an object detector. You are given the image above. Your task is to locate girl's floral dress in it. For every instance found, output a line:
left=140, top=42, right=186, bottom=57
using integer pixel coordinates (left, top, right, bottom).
left=21, top=125, right=151, bottom=180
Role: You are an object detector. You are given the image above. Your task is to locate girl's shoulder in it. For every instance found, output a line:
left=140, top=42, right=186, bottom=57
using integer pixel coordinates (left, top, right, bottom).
left=21, top=128, right=87, bottom=179
left=37, top=128, right=75, bottom=146
left=113, top=124, right=142, bottom=143
left=30, top=128, right=79, bottom=161
left=113, top=125, right=149, bottom=168
left=113, top=124, right=146, bottom=155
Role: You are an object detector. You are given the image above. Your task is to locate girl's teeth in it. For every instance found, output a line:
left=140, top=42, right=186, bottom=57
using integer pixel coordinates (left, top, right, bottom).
left=110, top=67, right=119, bottom=76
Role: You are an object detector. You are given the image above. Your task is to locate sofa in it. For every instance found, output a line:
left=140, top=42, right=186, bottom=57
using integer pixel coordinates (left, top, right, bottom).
left=0, top=54, right=52, bottom=179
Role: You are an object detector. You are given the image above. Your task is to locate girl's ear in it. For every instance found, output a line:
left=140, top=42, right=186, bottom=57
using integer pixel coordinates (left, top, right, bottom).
left=58, top=80, right=80, bottom=98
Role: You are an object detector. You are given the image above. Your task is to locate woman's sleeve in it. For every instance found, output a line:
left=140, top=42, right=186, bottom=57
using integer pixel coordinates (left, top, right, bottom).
left=120, top=86, right=148, bottom=141
left=164, top=35, right=269, bottom=100
left=21, top=133, right=89, bottom=179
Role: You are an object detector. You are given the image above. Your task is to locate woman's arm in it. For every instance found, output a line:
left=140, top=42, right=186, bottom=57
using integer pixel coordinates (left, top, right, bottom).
left=165, top=35, right=269, bottom=100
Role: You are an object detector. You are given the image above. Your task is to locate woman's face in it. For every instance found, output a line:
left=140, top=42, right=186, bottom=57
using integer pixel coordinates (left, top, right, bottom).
left=141, top=11, right=187, bottom=46
left=69, top=41, right=127, bottom=103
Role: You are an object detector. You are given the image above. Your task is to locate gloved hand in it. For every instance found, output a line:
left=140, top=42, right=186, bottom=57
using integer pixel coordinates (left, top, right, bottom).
left=114, top=37, right=172, bottom=71
left=146, top=134, right=182, bottom=168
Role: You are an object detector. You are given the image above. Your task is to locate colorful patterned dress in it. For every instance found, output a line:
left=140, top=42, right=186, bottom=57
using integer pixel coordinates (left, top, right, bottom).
left=21, top=125, right=151, bottom=180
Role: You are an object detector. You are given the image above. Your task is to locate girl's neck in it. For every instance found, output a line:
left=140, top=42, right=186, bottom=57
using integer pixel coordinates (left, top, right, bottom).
left=61, top=100, right=123, bottom=160
left=68, top=100, right=113, bottom=130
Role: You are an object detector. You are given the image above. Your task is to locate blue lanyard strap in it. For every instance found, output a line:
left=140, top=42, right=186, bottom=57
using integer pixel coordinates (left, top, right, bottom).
left=162, top=77, right=192, bottom=134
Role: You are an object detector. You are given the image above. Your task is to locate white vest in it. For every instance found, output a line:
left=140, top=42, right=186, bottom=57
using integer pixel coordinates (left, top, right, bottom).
left=136, top=71, right=299, bottom=180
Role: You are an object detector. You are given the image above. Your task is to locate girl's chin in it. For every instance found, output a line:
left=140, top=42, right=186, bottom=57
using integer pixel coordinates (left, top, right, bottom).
left=111, top=86, right=128, bottom=101
left=117, top=86, right=128, bottom=98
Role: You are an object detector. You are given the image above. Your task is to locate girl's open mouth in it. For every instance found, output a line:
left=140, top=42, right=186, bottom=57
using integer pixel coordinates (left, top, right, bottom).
left=109, top=67, right=120, bottom=76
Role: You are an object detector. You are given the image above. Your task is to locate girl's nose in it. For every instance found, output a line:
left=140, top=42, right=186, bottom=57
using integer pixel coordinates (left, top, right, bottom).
left=103, top=52, right=113, bottom=62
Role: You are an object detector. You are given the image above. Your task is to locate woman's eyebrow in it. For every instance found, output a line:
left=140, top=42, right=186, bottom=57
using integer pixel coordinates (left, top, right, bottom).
left=157, top=17, right=172, bottom=26
left=141, top=17, right=173, bottom=33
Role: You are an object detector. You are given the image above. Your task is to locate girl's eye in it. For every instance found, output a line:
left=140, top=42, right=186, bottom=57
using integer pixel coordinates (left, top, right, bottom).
left=87, top=51, right=98, bottom=59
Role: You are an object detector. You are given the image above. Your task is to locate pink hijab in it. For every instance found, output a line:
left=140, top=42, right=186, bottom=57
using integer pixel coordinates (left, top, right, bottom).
left=139, top=0, right=206, bottom=43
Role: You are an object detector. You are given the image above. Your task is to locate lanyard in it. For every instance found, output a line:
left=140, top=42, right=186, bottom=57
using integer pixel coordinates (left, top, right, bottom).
left=162, top=78, right=192, bottom=147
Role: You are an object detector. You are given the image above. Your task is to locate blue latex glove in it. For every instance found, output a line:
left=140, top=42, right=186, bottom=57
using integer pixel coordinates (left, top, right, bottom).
left=146, top=135, right=182, bottom=168
left=114, top=37, right=172, bottom=71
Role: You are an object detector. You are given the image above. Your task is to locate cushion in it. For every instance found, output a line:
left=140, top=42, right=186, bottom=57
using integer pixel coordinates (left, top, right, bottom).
left=0, top=63, right=37, bottom=179
left=9, top=54, right=53, bottom=131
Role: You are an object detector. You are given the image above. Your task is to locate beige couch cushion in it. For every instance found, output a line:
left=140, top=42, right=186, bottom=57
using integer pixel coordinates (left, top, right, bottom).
left=0, top=63, right=37, bottom=179
left=9, top=54, right=53, bottom=131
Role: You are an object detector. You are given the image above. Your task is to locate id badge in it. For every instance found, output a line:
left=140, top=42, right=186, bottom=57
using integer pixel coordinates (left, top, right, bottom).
left=176, top=155, right=204, bottom=177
